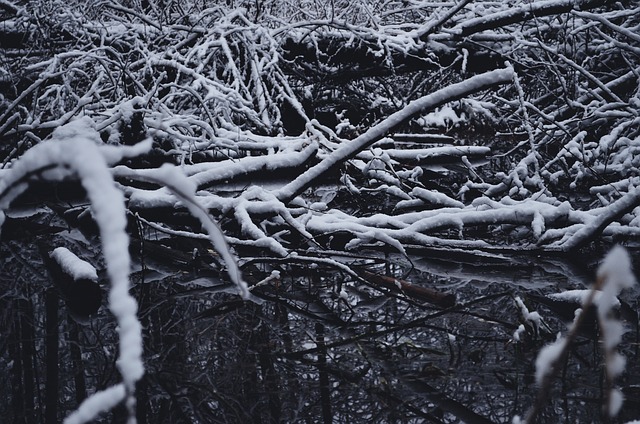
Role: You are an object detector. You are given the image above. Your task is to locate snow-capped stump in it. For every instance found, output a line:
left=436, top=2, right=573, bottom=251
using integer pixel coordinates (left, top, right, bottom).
left=40, top=246, right=103, bottom=321
left=50, top=247, right=99, bottom=281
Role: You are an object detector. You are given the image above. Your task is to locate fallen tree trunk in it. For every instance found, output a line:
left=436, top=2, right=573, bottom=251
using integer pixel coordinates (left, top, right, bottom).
left=450, top=0, right=618, bottom=38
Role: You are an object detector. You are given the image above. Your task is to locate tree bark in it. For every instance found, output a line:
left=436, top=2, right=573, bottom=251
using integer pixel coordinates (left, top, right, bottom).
left=358, top=270, right=456, bottom=307
left=44, top=289, right=58, bottom=424
left=68, top=325, right=87, bottom=405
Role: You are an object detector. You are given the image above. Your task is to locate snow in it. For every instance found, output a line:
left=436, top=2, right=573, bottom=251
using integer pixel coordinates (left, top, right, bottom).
left=63, top=384, right=126, bottom=424
left=532, top=247, right=636, bottom=417
left=596, top=246, right=635, bottom=354
left=2, top=2, right=640, bottom=422
left=411, top=187, right=464, bottom=208
left=597, top=245, right=636, bottom=292
left=50, top=247, right=98, bottom=281
left=112, top=139, right=316, bottom=193
left=357, top=146, right=491, bottom=162
left=4, top=205, right=49, bottom=218
left=594, top=246, right=635, bottom=418
left=304, top=195, right=572, bottom=252
left=66, top=126, right=144, bottom=391
left=250, top=269, right=281, bottom=291
left=99, top=138, right=153, bottom=165
left=535, top=334, right=567, bottom=385
left=339, top=288, right=349, bottom=301
left=276, top=67, right=514, bottom=203
left=515, top=296, right=542, bottom=332
left=531, top=211, right=545, bottom=238
left=512, top=324, right=525, bottom=342
left=559, top=179, right=640, bottom=252
left=452, top=0, right=592, bottom=37
left=609, top=388, right=624, bottom=417
left=417, top=105, right=465, bottom=128
left=548, top=289, right=620, bottom=308
left=154, top=163, right=198, bottom=198
left=607, top=351, right=627, bottom=377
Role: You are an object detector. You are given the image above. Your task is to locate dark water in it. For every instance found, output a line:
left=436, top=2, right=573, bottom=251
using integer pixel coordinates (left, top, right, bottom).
left=1, top=233, right=639, bottom=423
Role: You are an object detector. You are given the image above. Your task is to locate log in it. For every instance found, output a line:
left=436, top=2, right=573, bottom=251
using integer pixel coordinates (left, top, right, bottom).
left=451, top=0, right=617, bottom=38
left=358, top=269, right=456, bottom=307
left=391, top=133, right=455, bottom=144
left=38, top=244, right=102, bottom=321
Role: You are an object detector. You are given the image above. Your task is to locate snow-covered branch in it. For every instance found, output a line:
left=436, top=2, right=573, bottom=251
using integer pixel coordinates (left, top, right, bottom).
left=522, top=246, right=636, bottom=423
left=276, top=67, right=515, bottom=204
left=0, top=118, right=145, bottom=423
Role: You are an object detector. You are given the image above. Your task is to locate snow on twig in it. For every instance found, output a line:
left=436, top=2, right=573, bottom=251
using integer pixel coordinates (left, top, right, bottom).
left=596, top=245, right=636, bottom=417
left=63, top=384, right=126, bottom=424
left=514, top=296, right=543, bottom=337
left=450, top=0, right=615, bottom=37
left=558, top=186, right=640, bottom=251
left=112, top=140, right=317, bottom=190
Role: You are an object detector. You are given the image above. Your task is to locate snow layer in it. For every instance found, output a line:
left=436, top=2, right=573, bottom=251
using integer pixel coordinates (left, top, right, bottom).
left=535, top=334, right=567, bottom=385
left=50, top=247, right=98, bottom=281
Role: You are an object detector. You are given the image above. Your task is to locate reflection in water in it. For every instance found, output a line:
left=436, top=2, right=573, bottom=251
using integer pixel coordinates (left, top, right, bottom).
left=1, top=240, right=639, bottom=423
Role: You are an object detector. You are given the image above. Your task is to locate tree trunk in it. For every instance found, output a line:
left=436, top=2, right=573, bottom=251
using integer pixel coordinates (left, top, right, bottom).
left=44, top=289, right=58, bottom=424
left=315, top=323, right=332, bottom=424
left=68, top=324, right=87, bottom=405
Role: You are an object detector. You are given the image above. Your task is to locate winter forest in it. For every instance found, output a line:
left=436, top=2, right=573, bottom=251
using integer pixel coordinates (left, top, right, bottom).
left=1, top=0, right=640, bottom=422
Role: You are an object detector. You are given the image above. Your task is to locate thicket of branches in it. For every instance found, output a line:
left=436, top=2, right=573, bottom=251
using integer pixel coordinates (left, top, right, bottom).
left=1, top=0, right=639, bottom=257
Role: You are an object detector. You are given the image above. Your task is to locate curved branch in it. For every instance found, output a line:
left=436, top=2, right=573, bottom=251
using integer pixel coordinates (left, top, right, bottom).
left=0, top=118, right=146, bottom=423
